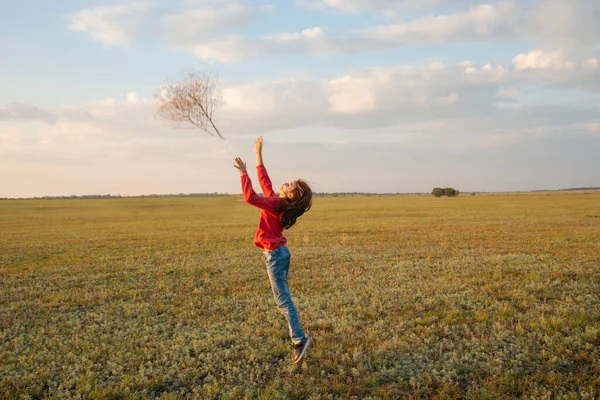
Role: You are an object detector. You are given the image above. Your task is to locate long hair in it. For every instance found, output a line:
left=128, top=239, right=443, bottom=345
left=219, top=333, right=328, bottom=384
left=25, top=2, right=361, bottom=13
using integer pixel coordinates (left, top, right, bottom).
left=277, top=179, right=312, bottom=230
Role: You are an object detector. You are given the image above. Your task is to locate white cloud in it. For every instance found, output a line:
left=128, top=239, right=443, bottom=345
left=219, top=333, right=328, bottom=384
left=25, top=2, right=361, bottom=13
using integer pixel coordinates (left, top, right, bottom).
left=168, top=1, right=600, bottom=62
left=327, top=76, right=376, bottom=114
left=4, top=52, right=598, bottom=147
left=295, top=0, right=475, bottom=14
left=512, top=50, right=575, bottom=71
left=463, top=63, right=510, bottom=83
left=162, top=2, right=273, bottom=42
left=268, top=27, right=325, bottom=41
left=211, top=57, right=599, bottom=136
left=173, top=26, right=382, bottom=62
left=324, top=66, right=461, bottom=115
left=67, top=3, right=149, bottom=46
left=222, top=84, right=279, bottom=114
left=517, top=53, right=600, bottom=72
left=361, top=0, right=600, bottom=48
left=161, top=1, right=599, bottom=62
left=296, top=0, right=395, bottom=13
left=68, top=0, right=600, bottom=62
left=184, top=35, right=249, bottom=62
left=163, top=1, right=287, bottom=61
left=363, top=3, right=519, bottom=44
left=127, top=92, right=141, bottom=104
left=508, top=50, right=600, bottom=91
left=219, top=79, right=329, bottom=133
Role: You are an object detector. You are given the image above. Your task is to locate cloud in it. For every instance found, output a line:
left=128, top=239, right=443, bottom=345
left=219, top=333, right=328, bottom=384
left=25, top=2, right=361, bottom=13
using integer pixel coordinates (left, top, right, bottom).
left=162, top=1, right=276, bottom=60
left=170, top=26, right=383, bottom=62
left=159, top=1, right=600, bottom=62
left=323, top=65, right=467, bottom=118
left=214, top=57, right=599, bottom=137
left=0, top=95, right=233, bottom=175
left=296, top=0, right=401, bottom=13
left=528, top=0, right=600, bottom=47
left=172, top=1, right=600, bottom=62
left=262, top=27, right=380, bottom=55
left=295, top=0, right=478, bottom=14
left=219, top=78, right=329, bottom=131
left=177, top=35, right=249, bottom=62
left=69, top=0, right=600, bottom=62
left=127, top=92, right=141, bottom=104
left=67, top=3, right=149, bottom=46
left=362, top=3, right=521, bottom=44
left=3, top=52, right=598, bottom=146
left=513, top=50, right=579, bottom=71
left=327, top=76, right=376, bottom=114
left=361, top=0, right=600, bottom=48
left=0, top=103, right=57, bottom=124
left=509, top=50, right=600, bottom=92
left=163, top=2, right=273, bottom=42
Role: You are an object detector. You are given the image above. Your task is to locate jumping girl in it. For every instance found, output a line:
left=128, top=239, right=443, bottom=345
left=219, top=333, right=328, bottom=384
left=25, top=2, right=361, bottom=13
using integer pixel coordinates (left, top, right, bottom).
left=233, top=136, right=313, bottom=364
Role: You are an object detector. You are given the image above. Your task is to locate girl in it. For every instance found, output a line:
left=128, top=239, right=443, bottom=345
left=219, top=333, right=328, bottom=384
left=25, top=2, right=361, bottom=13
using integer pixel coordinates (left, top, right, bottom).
left=233, top=136, right=313, bottom=364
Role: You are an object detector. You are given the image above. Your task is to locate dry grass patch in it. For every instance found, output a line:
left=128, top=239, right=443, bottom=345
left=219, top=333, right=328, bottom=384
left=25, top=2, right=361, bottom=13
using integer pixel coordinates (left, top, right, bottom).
left=1, top=193, right=599, bottom=398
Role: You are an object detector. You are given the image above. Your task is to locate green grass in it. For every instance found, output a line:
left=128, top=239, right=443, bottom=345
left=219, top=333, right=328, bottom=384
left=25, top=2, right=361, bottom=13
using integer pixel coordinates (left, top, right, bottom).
left=1, top=193, right=599, bottom=399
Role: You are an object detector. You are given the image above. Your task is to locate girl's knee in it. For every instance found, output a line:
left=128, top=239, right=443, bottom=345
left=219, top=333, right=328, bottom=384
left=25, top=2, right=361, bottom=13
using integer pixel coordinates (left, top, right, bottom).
left=277, top=298, right=294, bottom=310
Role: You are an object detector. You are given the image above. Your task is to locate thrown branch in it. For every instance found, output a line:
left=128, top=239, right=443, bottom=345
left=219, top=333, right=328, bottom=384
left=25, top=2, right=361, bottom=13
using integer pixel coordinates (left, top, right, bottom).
left=156, top=69, right=224, bottom=139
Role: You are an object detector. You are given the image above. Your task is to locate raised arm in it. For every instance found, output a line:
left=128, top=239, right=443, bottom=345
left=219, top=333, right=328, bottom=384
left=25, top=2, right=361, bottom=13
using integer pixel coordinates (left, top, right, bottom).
left=234, top=157, right=280, bottom=211
left=255, top=136, right=276, bottom=197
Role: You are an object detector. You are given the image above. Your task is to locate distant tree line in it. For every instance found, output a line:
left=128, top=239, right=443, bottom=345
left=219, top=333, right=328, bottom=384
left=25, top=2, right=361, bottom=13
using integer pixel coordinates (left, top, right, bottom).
left=532, top=187, right=600, bottom=192
left=4, top=187, right=598, bottom=201
left=0, top=193, right=229, bottom=200
left=313, top=192, right=420, bottom=197
left=431, top=188, right=459, bottom=197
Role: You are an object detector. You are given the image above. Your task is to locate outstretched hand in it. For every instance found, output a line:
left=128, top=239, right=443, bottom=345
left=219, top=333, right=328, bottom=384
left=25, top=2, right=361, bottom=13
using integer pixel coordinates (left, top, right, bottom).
left=233, top=157, right=247, bottom=175
left=255, top=136, right=263, bottom=154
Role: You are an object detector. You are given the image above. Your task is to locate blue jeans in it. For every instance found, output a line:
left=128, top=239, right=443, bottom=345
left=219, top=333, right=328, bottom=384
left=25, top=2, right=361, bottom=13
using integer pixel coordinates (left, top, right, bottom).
left=264, top=245, right=305, bottom=345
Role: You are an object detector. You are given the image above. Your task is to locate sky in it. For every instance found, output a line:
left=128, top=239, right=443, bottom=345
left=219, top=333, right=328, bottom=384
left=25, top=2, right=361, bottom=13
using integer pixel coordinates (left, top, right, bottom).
left=1, top=0, right=599, bottom=197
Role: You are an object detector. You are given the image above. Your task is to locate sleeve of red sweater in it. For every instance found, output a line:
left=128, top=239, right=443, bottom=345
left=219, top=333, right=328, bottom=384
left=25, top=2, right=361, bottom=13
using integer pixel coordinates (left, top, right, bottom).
left=257, top=165, right=276, bottom=197
left=241, top=172, right=280, bottom=211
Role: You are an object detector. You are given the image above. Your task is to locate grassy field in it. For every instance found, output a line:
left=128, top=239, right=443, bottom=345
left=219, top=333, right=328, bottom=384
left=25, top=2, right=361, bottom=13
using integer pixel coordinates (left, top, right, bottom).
left=1, top=192, right=599, bottom=399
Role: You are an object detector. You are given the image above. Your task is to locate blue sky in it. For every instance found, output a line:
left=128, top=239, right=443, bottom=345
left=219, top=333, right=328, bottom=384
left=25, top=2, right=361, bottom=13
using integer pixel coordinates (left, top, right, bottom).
left=1, top=0, right=599, bottom=197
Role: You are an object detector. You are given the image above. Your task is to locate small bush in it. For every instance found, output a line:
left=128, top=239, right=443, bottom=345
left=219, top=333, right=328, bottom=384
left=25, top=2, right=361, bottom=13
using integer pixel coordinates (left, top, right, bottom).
left=445, top=188, right=458, bottom=197
left=432, top=187, right=459, bottom=197
left=432, top=188, right=444, bottom=197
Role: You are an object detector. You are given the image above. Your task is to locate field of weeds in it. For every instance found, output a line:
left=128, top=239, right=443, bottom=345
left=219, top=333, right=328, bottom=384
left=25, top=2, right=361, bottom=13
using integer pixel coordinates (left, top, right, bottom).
left=1, top=192, right=599, bottom=399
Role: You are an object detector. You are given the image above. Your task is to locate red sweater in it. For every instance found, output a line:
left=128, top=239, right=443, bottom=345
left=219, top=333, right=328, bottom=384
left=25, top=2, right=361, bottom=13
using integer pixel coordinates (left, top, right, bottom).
left=241, top=165, right=286, bottom=250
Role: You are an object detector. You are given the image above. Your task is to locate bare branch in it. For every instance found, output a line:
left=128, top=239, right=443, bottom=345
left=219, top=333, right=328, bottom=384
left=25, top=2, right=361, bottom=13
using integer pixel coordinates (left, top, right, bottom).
left=156, top=67, right=224, bottom=139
